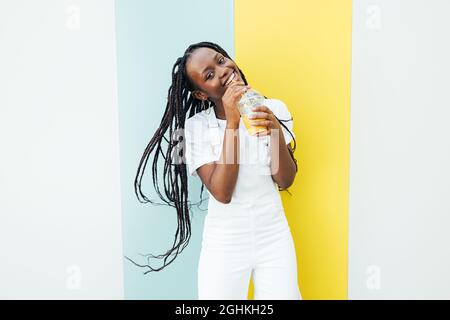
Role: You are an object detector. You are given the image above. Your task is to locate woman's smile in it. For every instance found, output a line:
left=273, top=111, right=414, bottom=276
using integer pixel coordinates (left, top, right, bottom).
left=224, top=71, right=236, bottom=87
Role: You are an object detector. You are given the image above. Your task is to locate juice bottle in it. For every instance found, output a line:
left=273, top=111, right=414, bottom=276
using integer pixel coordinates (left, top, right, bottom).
left=237, top=88, right=267, bottom=135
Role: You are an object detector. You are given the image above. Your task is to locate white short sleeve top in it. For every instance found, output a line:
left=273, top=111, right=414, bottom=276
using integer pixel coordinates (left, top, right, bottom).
left=184, top=98, right=295, bottom=177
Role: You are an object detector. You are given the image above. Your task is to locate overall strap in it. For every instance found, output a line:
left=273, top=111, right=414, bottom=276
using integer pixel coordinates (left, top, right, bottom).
left=205, top=106, right=221, bottom=156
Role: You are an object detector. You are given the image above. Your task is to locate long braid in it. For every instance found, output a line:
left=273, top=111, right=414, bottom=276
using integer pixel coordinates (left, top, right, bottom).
left=128, top=41, right=298, bottom=274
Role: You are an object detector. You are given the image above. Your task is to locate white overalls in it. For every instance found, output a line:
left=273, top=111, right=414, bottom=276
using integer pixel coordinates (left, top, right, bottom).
left=185, top=98, right=302, bottom=300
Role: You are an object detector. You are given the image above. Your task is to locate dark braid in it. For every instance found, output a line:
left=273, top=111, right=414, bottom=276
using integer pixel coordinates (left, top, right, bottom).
left=128, top=41, right=298, bottom=274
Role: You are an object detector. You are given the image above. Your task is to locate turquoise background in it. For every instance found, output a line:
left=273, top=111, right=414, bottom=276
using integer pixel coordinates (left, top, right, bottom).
left=115, top=0, right=234, bottom=299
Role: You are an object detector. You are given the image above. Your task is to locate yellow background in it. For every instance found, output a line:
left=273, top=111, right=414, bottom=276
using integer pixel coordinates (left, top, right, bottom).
left=234, top=0, right=352, bottom=299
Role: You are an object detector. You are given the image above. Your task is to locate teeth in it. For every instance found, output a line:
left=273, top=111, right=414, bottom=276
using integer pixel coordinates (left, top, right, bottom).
left=225, top=71, right=235, bottom=86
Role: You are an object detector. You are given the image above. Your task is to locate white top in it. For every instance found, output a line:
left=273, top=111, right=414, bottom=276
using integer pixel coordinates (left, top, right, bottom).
left=184, top=98, right=295, bottom=177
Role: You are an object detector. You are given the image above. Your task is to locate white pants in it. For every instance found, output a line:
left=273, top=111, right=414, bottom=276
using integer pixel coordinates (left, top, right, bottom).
left=197, top=166, right=302, bottom=300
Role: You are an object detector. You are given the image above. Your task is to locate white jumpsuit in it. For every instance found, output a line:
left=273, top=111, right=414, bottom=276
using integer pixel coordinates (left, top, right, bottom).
left=184, top=98, right=302, bottom=300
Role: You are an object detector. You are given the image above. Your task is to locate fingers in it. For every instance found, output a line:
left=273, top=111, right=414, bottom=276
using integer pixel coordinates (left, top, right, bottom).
left=228, top=80, right=246, bottom=89
left=222, top=80, right=250, bottom=109
left=251, top=105, right=271, bottom=113
left=247, top=106, right=272, bottom=121
left=247, top=111, right=269, bottom=119
left=236, top=86, right=249, bottom=97
left=255, top=128, right=271, bottom=137
left=229, top=84, right=249, bottom=100
left=249, top=119, right=272, bottom=127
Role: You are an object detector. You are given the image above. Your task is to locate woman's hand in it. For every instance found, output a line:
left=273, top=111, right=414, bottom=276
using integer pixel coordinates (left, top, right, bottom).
left=221, top=80, right=250, bottom=126
left=247, top=105, right=281, bottom=136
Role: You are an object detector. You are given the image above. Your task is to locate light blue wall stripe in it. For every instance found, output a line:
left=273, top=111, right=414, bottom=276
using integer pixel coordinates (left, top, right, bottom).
left=115, top=0, right=234, bottom=299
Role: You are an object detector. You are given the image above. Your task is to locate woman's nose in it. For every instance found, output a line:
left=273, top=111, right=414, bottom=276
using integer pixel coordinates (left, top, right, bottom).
left=219, top=67, right=229, bottom=84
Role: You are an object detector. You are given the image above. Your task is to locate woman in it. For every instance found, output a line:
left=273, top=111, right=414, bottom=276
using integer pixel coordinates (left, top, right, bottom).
left=133, top=41, right=301, bottom=300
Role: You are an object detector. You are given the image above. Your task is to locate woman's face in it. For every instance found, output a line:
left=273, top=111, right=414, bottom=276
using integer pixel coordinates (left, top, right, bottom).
left=186, top=47, right=243, bottom=103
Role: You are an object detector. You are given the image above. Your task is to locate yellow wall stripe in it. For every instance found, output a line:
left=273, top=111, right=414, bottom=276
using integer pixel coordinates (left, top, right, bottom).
left=235, top=0, right=352, bottom=299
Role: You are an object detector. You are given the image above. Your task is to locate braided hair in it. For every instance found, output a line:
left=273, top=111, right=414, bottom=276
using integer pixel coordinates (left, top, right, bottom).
left=128, top=41, right=298, bottom=274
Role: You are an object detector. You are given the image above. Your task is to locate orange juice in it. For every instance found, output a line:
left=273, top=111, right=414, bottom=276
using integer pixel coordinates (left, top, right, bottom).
left=242, top=115, right=267, bottom=135
left=237, top=87, right=267, bottom=135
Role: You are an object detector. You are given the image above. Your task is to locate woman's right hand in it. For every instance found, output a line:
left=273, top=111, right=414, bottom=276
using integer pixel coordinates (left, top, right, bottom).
left=221, top=80, right=250, bottom=126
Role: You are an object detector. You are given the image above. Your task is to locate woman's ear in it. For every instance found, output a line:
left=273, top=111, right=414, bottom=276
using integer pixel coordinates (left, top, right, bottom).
left=192, top=90, right=208, bottom=101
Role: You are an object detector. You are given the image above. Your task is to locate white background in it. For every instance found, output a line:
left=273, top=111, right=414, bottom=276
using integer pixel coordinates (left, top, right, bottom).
left=348, top=0, right=450, bottom=299
left=0, top=0, right=124, bottom=299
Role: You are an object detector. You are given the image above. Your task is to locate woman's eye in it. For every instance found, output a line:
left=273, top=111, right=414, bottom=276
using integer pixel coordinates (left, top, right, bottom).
left=206, top=58, right=225, bottom=80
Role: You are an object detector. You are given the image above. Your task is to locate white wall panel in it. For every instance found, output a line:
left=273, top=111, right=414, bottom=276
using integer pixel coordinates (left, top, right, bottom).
left=0, top=0, right=123, bottom=299
left=349, top=0, right=450, bottom=299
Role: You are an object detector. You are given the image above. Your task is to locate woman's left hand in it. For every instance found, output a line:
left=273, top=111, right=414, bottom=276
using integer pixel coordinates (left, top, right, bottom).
left=247, top=105, right=281, bottom=137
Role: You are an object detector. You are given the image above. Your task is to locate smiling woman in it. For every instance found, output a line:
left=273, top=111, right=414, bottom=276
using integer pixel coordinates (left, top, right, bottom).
left=184, top=46, right=247, bottom=120
left=131, top=41, right=300, bottom=300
